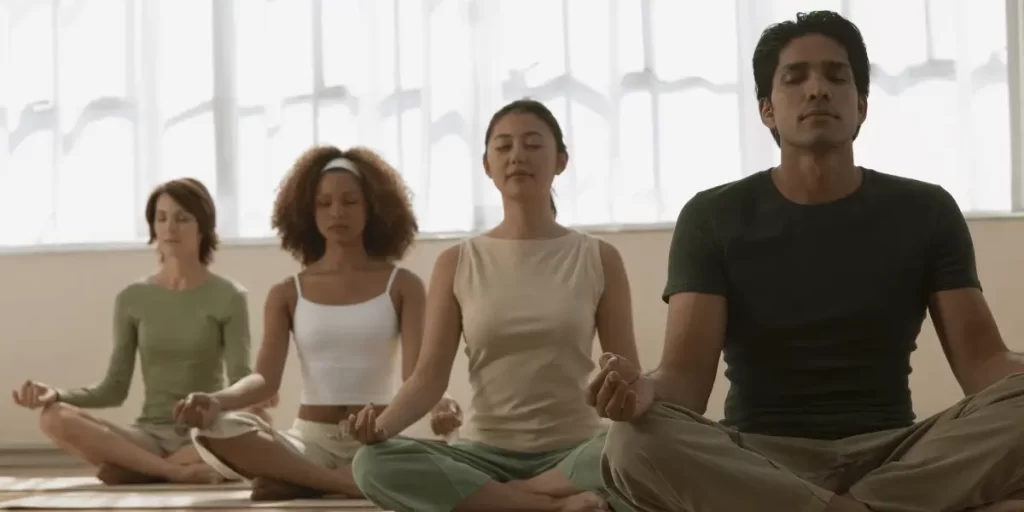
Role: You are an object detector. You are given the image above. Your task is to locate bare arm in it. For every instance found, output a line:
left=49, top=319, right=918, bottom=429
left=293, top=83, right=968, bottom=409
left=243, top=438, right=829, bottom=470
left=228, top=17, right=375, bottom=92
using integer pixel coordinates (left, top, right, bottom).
left=393, top=269, right=427, bottom=381
left=211, top=280, right=292, bottom=410
left=595, top=240, right=640, bottom=366
left=648, top=193, right=728, bottom=414
left=923, top=187, right=1019, bottom=395
left=377, top=245, right=464, bottom=436
left=57, top=289, right=137, bottom=408
left=651, top=293, right=726, bottom=414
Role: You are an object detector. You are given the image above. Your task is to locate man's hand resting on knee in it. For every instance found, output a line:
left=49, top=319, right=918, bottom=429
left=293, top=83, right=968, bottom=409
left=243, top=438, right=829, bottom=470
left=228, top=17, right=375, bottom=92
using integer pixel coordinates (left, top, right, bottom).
left=587, top=353, right=655, bottom=422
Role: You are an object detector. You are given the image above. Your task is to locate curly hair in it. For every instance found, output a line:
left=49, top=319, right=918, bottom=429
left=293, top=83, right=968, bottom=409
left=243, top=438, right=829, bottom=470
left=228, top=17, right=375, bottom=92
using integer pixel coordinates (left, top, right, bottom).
left=271, top=145, right=419, bottom=266
left=144, top=178, right=219, bottom=265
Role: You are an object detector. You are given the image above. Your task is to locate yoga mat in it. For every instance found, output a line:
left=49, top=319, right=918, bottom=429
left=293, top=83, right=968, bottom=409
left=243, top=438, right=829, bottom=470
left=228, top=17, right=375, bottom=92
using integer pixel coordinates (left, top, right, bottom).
left=0, top=476, right=248, bottom=493
left=0, top=490, right=380, bottom=509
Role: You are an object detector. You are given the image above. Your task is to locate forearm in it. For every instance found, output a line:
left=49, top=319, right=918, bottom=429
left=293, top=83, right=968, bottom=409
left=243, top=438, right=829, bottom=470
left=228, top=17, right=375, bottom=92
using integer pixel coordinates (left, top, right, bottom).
left=647, top=368, right=712, bottom=415
left=377, top=373, right=447, bottom=436
left=57, top=382, right=127, bottom=408
left=962, top=351, right=1024, bottom=396
left=211, top=374, right=276, bottom=411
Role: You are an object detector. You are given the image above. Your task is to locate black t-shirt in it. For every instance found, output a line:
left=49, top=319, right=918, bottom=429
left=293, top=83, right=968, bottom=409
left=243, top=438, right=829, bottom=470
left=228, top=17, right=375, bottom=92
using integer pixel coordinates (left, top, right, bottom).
left=663, top=168, right=981, bottom=440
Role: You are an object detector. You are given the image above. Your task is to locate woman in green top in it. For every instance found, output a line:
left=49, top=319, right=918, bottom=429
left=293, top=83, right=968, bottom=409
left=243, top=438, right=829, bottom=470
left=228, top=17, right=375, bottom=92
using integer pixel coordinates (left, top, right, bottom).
left=11, top=178, right=273, bottom=485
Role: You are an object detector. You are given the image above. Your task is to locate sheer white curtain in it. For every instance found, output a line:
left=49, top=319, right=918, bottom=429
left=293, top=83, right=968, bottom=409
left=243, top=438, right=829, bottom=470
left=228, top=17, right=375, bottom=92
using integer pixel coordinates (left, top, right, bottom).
left=0, top=0, right=1015, bottom=247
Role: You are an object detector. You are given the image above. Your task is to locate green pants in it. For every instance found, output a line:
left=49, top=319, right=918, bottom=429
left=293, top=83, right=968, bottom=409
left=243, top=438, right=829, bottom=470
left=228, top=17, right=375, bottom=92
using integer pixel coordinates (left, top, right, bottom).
left=352, top=430, right=630, bottom=512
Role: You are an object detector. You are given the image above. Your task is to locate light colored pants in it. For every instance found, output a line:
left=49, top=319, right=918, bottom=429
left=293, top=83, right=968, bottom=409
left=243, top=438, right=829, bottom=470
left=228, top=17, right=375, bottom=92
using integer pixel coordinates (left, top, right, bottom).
left=108, top=421, right=192, bottom=457
left=602, top=372, right=1024, bottom=512
left=191, top=411, right=361, bottom=481
left=353, top=431, right=630, bottom=512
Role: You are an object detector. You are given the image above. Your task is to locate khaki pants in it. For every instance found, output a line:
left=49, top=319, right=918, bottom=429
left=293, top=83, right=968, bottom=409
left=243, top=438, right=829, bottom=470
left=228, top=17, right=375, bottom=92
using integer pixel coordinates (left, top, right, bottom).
left=602, top=372, right=1024, bottom=512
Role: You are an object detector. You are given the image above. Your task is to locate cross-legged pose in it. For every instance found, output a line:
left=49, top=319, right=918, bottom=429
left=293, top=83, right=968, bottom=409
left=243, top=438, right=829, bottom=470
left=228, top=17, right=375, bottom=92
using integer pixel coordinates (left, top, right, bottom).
left=589, top=11, right=1024, bottom=512
left=11, top=178, right=268, bottom=485
left=175, top=146, right=455, bottom=501
left=348, top=99, right=640, bottom=512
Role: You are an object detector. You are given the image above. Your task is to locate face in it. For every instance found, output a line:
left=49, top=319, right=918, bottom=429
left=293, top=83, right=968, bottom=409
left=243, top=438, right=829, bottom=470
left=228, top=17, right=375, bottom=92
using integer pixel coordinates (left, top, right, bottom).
left=153, top=194, right=202, bottom=261
left=760, top=34, right=867, bottom=149
left=483, top=112, right=567, bottom=204
left=314, top=170, right=366, bottom=245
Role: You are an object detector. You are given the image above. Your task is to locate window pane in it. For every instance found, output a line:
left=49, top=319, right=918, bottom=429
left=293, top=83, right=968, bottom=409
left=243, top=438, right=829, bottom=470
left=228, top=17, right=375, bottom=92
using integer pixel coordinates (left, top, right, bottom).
left=8, top=2, right=53, bottom=126
left=162, top=111, right=216, bottom=197
left=317, top=103, right=358, bottom=147
left=52, top=118, right=134, bottom=243
left=159, top=0, right=213, bottom=116
left=234, top=0, right=269, bottom=106
left=269, top=103, right=314, bottom=197
left=849, top=1, right=929, bottom=73
left=652, top=0, right=737, bottom=84
left=397, top=0, right=423, bottom=90
left=58, top=0, right=127, bottom=130
left=321, top=0, right=368, bottom=94
left=565, top=100, right=611, bottom=226
left=425, top=135, right=472, bottom=232
left=428, top=0, right=470, bottom=114
left=237, top=114, right=270, bottom=238
left=614, top=92, right=656, bottom=224
left=616, top=1, right=644, bottom=74
left=498, top=0, right=564, bottom=88
left=659, top=89, right=742, bottom=218
left=266, top=0, right=313, bottom=98
left=566, top=0, right=610, bottom=96
left=0, top=131, right=54, bottom=245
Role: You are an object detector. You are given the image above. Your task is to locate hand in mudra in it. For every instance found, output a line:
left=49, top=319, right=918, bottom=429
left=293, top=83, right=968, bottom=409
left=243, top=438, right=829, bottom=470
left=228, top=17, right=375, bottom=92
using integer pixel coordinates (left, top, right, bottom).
left=586, top=353, right=655, bottom=422
left=430, top=397, right=463, bottom=437
left=173, top=393, right=222, bottom=429
left=11, top=380, right=57, bottom=410
left=346, top=403, right=390, bottom=445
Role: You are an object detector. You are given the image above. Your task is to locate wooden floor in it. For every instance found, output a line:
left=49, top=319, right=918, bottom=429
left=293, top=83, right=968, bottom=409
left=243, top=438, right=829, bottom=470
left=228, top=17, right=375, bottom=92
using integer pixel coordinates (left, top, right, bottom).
left=0, top=466, right=382, bottom=511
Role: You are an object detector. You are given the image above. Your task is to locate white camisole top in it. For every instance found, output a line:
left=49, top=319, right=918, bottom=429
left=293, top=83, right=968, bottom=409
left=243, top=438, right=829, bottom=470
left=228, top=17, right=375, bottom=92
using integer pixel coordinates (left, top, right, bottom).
left=291, top=267, right=401, bottom=405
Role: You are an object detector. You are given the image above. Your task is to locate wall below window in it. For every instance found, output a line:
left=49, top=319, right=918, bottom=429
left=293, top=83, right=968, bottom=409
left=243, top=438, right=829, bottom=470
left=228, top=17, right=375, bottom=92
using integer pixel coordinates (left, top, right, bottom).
left=0, top=220, right=1022, bottom=449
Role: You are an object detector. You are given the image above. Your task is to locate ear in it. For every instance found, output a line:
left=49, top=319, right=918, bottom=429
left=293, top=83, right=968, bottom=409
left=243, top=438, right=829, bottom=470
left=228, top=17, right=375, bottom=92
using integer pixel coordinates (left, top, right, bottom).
left=555, top=152, right=569, bottom=176
left=857, top=95, right=868, bottom=125
left=482, top=154, right=491, bottom=178
left=759, top=98, right=776, bottom=130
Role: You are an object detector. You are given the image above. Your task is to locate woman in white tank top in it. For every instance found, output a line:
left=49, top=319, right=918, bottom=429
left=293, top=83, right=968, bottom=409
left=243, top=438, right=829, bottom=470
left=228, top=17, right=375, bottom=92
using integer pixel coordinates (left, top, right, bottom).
left=348, top=100, right=642, bottom=512
left=174, top=146, right=459, bottom=501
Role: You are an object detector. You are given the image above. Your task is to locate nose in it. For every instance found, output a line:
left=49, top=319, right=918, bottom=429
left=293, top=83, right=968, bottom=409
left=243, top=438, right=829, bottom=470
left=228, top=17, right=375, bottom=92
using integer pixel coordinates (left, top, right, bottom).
left=508, top=142, right=525, bottom=164
left=803, top=71, right=832, bottom=101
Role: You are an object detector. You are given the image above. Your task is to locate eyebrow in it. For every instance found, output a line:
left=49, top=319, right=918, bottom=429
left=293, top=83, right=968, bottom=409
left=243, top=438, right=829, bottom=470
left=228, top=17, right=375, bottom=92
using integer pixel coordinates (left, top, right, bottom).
left=493, top=131, right=544, bottom=139
left=781, top=60, right=850, bottom=73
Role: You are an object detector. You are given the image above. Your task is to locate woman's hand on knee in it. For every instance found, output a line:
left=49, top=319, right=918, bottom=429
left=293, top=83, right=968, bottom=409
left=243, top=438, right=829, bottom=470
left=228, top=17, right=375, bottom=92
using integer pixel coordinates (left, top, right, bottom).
left=11, top=380, right=57, bottom=410
left=346, top=404, right=390, bottom=445
left=174, top=393, right=222, bottom=429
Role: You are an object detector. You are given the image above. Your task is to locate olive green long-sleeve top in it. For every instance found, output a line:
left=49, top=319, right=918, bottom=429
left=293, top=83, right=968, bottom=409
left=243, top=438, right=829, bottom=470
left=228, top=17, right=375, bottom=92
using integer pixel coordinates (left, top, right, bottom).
left=56, top=274, right=253, bottom=425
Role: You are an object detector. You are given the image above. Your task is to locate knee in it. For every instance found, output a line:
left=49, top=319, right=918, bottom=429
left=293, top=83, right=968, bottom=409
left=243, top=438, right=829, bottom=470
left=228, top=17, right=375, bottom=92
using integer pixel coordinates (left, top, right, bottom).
left=351, top=439, right=415, bottom=494
left=38, top=403, right=79, bottom=439
left=602, top=422, right=656, bottom=478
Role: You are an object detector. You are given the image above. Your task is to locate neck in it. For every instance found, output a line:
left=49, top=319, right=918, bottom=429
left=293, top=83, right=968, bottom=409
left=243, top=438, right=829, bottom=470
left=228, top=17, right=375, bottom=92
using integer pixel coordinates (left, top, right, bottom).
left=494, top=198, right=561, bottom=239
left=158, top=257, right=207, bottom=290
left=317, top=243, right=370, bottom=272
left=774, top=144, right=860, bottom=204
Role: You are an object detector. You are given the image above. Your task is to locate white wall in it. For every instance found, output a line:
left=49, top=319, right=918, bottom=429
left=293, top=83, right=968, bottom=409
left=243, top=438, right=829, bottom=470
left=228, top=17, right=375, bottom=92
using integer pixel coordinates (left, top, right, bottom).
left=1, top=220, right=1022, bottom=448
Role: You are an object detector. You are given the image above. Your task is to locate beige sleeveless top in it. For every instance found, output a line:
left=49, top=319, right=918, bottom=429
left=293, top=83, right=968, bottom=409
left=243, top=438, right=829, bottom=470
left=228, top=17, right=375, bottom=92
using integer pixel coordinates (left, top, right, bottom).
left=453, top=230, right=605, bottom=452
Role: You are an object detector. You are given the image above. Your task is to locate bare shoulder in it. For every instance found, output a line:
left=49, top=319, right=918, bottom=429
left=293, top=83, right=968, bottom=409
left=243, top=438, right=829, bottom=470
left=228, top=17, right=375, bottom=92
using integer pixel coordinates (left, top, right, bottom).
left=391, top=267, right=426, bottom=295
left=267, top=276, right=299, bottom=307
left=596, top=238, right=624, bottom=266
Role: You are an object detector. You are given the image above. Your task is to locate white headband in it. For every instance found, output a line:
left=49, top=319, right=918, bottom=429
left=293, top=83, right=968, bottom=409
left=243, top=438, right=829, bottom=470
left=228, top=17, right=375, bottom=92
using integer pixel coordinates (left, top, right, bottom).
left=322, top=157, right=360, bottom=176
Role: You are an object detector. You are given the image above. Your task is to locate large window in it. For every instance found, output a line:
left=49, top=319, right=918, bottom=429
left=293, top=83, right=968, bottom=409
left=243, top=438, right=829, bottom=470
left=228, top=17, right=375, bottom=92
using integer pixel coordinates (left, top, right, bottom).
left=1, top=0, right=1019, bottom=248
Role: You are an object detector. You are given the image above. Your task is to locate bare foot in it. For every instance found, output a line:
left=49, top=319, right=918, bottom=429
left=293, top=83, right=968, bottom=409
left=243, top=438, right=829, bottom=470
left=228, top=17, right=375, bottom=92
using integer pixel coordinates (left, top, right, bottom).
left=250, top=476, right=325, bottom=502
left=96, top=463, right=164, bottom=485
left=168, top=463, right=224, bottom=485
left=973, top=500, right=1024, bottom=512
left=559, top=491, right=609, bottom=512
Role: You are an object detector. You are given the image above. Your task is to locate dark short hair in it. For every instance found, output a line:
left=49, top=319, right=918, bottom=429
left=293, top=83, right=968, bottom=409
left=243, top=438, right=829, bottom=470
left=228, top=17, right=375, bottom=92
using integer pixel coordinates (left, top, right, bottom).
left=144, top=178, right=219, bottom=265
left=752, top=11, right=871, bottom=144
left=484, top=99, right=566, bottom=216
left=271, top=146, right=419, bottom=266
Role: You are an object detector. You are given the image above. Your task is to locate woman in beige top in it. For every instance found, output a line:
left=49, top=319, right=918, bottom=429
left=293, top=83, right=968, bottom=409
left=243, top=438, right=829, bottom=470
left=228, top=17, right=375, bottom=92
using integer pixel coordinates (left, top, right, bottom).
left=347, top=99, right=640, bottom=512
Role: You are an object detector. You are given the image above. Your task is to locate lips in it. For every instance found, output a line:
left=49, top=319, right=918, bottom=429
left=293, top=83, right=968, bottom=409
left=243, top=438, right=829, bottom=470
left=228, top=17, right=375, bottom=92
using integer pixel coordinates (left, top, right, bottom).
left=801, top=111, right=837, bottom=120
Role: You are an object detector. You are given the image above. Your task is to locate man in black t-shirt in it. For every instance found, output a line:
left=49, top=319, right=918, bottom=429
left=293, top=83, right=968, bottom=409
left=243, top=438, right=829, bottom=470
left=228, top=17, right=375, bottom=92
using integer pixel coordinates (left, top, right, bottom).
left=587, top=10, right=1024, bottom=512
